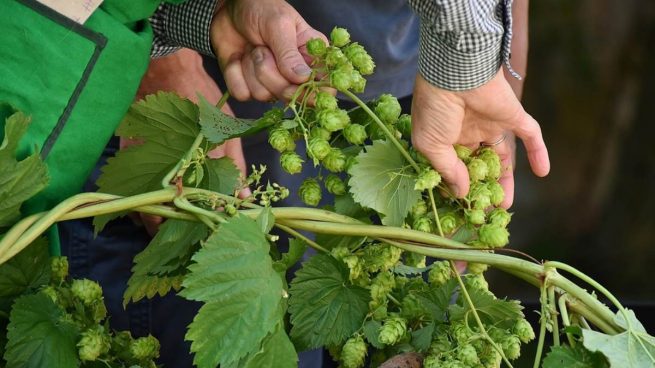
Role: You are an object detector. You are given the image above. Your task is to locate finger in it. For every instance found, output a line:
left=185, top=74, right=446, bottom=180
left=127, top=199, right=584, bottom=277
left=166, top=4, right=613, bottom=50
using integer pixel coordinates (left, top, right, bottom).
left=140, top=214, right=163, bottom=237
left=493, top=139, right=515, bottom=208
left=223, top=53, right=251, bottom=101
left=252, top=46, right=295, bottom=100
left=241, top=50, right=274, bottom=102
left=416, top=142, right=470, bottom=198
left=512, top=112, right=550, bottom=177
left=262, top=18, right=316, bottom=84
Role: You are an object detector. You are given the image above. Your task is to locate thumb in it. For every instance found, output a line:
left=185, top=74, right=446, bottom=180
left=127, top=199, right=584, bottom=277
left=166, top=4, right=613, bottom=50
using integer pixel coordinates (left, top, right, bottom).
left=263, top=19, right=318, bottom=84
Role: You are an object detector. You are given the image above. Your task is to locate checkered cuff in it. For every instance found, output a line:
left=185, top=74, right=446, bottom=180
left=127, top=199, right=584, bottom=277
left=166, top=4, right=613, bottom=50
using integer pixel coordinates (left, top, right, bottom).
left=410, top=0, right=514, bottom=91
left=151, top=0, right=220, bottom=58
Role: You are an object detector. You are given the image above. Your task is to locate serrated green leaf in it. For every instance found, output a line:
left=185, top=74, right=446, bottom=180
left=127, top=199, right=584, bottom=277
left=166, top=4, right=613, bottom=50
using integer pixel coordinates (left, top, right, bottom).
left=363, top=320, right=385, bottom=349
left=180, top=215, right=283, bottom=368
left=414, top=279, right=457, bottom=323
left=411, top=322, right=435, bottom=352
left=0, top=237, right=50, bottom=303
left=543, top=345, right=609, bottom=368
left=582, top=326, right=655, bottom=368
left=198, top=156, right=240, bottom=195
left=348, top=140, right=420, bottom=226
left=0, top=111, right=48, bottom=227
left=393, top=264, right=431, bottom=276
left=123, top=219, right=208, bottom=306
left=449, top=287, right=524, bottom=330
left=4, top=293, right=79, bottom=368
left=198, top=95, right=277, bottom=144
left=288, top=254, right=370, bottom=350
left=256, top=207, right=275, bottom=234
left=225, top=323, right=298, bottom=368
left=279, top=238, right=308, bottom=270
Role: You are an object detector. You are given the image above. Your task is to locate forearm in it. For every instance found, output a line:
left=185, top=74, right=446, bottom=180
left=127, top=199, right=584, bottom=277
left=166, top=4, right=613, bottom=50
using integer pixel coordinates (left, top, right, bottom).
left=504, top=0, right=528, bottom=99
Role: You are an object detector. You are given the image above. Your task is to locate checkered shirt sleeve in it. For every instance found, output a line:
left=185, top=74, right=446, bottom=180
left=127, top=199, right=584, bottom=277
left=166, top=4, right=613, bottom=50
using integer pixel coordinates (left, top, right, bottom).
left=150, top=0, right=220, bottom=58
left=409, top=0, right=519, bottom=91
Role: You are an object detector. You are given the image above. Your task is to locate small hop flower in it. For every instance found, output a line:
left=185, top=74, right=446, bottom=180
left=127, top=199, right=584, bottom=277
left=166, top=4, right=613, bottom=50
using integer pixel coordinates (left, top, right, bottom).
left=315, top=91, right=338, bottom=111
left=469, top=182, right=492, bottom=210
left=440, top=213, right=459, bottom=234
left=478, top=147, right=502, bottom=180
left=457, top=344, right=479, bottom=366
left=325, top=47, right=348, bottom=67
left=280, top=152, right=304, bottom=174
left=310, top=126, right=331, bottom=140
left=343, top=42, right=375, bottom=75
left=130, top=335, right=160, bottom=361
left=410, top=199, right=428, bottom=218
left=306, top=37, right=327, bottom=56
left=350, top=70, right=367, bottom=93
left=71, top=278, right=103, bottom=306
left=488, top=208, right=512, bottom=228
left=467, top=158, right=489, bottom=182
left=268, top=128, right=295, bottom=153
left=467, top=262, right=489, bottom=274
left=307, top=137, right=331, bottom=161
left=374, top=94, right=402, bottom=125
left=330, top=69, right=352, bottom=90
left=454, top=144, right=472, bottom=161
left=325, top=174, right=347, bottom=195
left=412, top=216, right=433, bottom=233
left=478, top=224, right=510, bottom=248
left=340, top=335, right=367, bottom=368
left=487, top=181, right=505, bottom=206
left=298, top=178, right=322, bottom=207
left=330, top=27, right=351, bottom=47
left=465, top=209, right=486, bottom=226
left=78, top=326, right=110, bottom=361
left=514, top=319, right=536, bottom=343
left=414, top=168, right=442, bottom=191
left=428, top=260, right=452, bottom=286
left=464, top=273, right=489, bottom=292
left=378, top=316, right=407, bottom=345
left=318, top=109, right=350, bottom=132
left=450, top=321, right=472, bottom=343
left=397, top=114, right=412, bottom=138
left=322, top=148, right=347, bottom=173
left=50, top=256, right=69, bottom=283
left=502, top=335, right=522, bottom=360
left=343, top=123, right=368, bottom=145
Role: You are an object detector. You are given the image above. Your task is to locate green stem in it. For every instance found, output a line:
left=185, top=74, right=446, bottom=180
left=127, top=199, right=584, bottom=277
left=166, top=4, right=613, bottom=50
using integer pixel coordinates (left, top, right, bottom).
left=545, top=261, right=630, bottom=331
left=533, top=283, right=548, bottom=368
left=173, top=197, right=222, bottom=230
left=558, top=294, right=576, bottom=347
left=566, top=299, right=620, bottom=335
left=548, top=286, right=560, bottom=346
left=450, top=261, right=514, bottom=368
left=428, top=190, right=444, bottom=237
left=340, top=89, right=420, bottom=172
left=273, top=224, right=328, bottom=253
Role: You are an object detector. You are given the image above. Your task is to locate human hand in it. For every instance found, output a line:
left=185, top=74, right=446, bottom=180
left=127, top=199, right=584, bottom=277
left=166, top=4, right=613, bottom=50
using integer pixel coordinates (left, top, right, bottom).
left=128, top=49, right=249, bottom=236
left=411, top=70, right=549, bottom=208
left=210, top=0, right=326, bottom=101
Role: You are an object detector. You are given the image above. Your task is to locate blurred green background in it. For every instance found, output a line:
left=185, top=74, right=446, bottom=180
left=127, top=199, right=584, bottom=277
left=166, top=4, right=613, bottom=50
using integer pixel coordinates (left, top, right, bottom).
left=492, top=0, right=655, bottom=318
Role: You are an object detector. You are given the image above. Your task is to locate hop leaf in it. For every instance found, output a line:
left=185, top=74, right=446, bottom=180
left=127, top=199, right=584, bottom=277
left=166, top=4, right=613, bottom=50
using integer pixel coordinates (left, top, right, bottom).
left=428, top=261, right=452, bottom=287
left=298, top=178, right=322, bottom=207
left=514, top=319, right=536, bottom=343
left=378, top=317, right=407, bottom=345
left=50, top=256, right=69, bottom=284
left=268, top=128, right=296, bottom=153
left=280, top=152, right=304, bottom=174
left=306, top=37, right=327, bottom=56
left=467, top=158, right=488, bottom=182
left=325, top=174, right=347, bottom=195
left=130, top=335, right=160, bottom=361
left=414, top=168, right=442, bottom=191
left=322, top=148, right=347, bottom=173
left=70, top=278, right=103, bottom=306
left=330, top=27, right=351, bottom=47
left=479, top=224, right=510, bottom=248
left=341, top=335, right=367, bottom=368
left=78, top=326, right=111, bottom=361
left=315, top=91, right=338, bottom=111
left=488, top=208, right=512, bottom=228
left=343, top=124, right=368, bottom=145
left=318, top=109, right=350, bottom=132
left=374, top=94, right=402, bottom=125
left=308, top=137, right=332, bottom=161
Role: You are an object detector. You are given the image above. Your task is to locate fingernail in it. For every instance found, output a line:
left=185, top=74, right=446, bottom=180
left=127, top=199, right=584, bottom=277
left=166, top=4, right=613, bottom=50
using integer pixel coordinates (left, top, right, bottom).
left=292, top=64, right=311, bottom=76
left=252, top=49, right=264, bottom=64
left=449, top=184, right=461, bottom=197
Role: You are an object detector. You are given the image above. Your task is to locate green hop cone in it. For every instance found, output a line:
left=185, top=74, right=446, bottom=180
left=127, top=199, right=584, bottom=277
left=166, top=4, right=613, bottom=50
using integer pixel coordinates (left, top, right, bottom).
left=350, top=70, right=367, bottom=93
left=308, top=137, right=332, bottom=161
left=457, top=344, right=479, bottom=366
left=513, top=319, right=536, bottom=343
left=90, top=299, right=108, bottom=323
left=318, top=109, right=350, bottom=132
left=315, top=91, right=338, bottom=111
left=487, top=181, right=505, bottom=206
left=478, top=224, right=509, bottom=248
left=414, top=168, right=442, bottom=191
left=340, top=335, right=367, bottom=368
left=378, top=316, right=407, bottom=345
left=465, top=209, right=486, bottom=226
left=371, top=302, right=388, bottom=321
left=325, top=47, right=348, bottom=67
left=306, top=37, right=327, bottom=56
left=225, top=203, right=237, bottom=216
left=363, top=244, right=402, bottom=272
left=41, top=286, right=59, bottom=304
left=488, top=208, right=512, bottom=228
left=454, top=144, right=472, bottom=162
left=130, top=335, right=160, bottom=361
left=404, top=251, right=426, bottom=268
left=467, top=158, right=488, bottom=182
left=501, top=335, right=521, bottom=360
left=467, top=262, right=489, bottom=274
left=478, top=147, right=502, bottom=180
left=71, top=278, right=103, bottom=306
left=50, top=256, right=69, bottom=283
left=280, top=151, right=304, bottom=174
left=322, top=148, right=347, bottom=172
left=343, top=42, right=375, bottom=75
left=464, top=273, right=489, bottom=291
left=325, top=174, right=347, bottom=195
left=428, top=260, right=451, bottom=286
left=450, top=321, right=472, bottom=343
left=78, top=326, right=110, bottom=361
left=429, top=335, right=452, bottom=357
left=330, top=246, right=350, bottom=261
left=330, top=68, right=353, bottom=91
left=268, top=128, right=295, bottom=153
left=410, top=199, right=428, bottom=218
left=370, top=271, right=395, bottom=303
left=298, top=178, right=322, bottom=207
left=343, top=123, right=368, bottom=145
left=310, top=126, right=331, bottom=140
left=440, top=213, right=459, bottom=234
left=397, top=114, right=412, bottom=138
left=401, top=294, right=428, bottom=320
left=469, top=182, right=492, bottom=210
left=412, top=216, right=433, bottom=233
left=374, top=94, right=402, bottom=125
left=330, top=27, right=351, bottom=47
left=422, top=355, right=440, bottom=368
left=343, top=255, right=363, bottom=281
